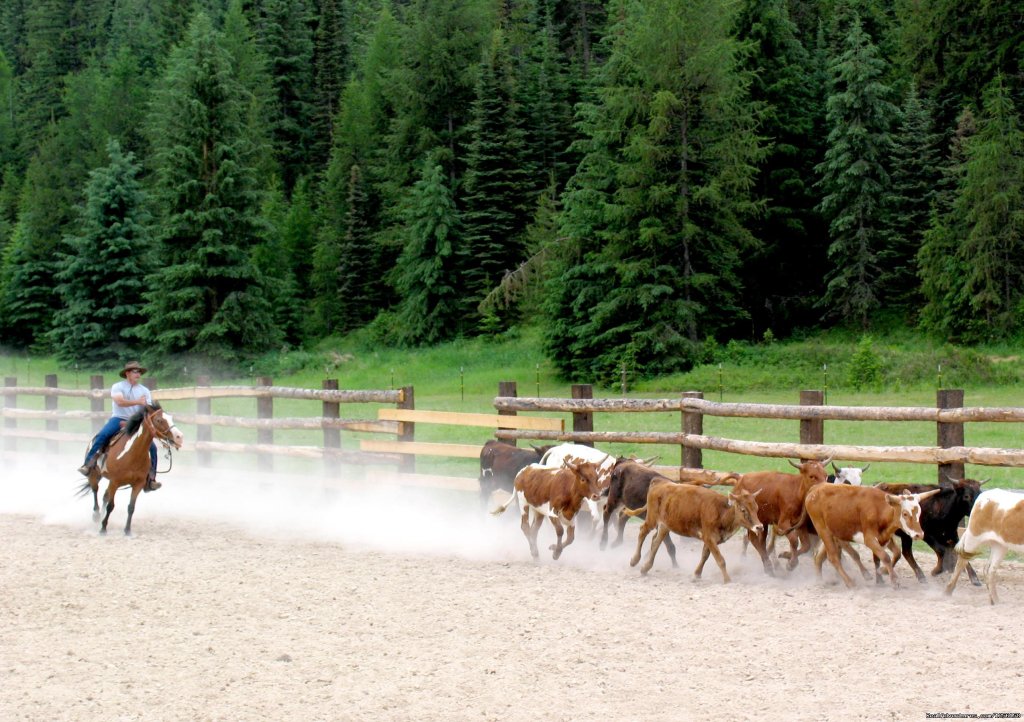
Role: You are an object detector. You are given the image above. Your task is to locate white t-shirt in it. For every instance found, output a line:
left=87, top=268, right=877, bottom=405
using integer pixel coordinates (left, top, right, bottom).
left=110, top=380, right=153, bottom=420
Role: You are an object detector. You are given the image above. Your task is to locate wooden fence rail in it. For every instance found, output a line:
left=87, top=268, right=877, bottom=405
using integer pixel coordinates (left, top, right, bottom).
left=6, top=375, right=1024, bottom=487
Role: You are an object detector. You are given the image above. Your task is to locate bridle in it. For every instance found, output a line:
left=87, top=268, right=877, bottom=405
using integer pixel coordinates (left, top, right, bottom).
left=143, top=407, right=182, bottom=472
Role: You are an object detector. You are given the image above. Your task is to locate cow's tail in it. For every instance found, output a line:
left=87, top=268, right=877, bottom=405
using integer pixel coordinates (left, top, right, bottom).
left=490, top=491, right=515, bottom=517
left=621, top=505, right=646, bottom=518
left=776, top=505, right=809, bottom=537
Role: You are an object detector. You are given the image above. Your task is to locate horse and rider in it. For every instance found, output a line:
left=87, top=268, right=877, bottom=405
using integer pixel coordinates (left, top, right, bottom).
left=77, top=359, right=184, bottom=534
left=78, top=360, right=163, bottom=491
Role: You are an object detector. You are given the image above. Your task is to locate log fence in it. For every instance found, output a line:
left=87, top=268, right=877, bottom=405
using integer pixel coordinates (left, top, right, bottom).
left=4, top=375, right=1024, bottom=487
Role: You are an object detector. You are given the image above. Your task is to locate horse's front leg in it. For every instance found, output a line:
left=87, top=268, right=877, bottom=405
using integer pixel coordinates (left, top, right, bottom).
left=124, top=485, right=143, bottom=536
left=99, top=484, right=116, bottom=534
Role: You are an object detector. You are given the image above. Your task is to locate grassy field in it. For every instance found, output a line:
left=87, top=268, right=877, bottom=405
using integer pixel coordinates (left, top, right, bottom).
left=3, top=325, right=1024, bottom=487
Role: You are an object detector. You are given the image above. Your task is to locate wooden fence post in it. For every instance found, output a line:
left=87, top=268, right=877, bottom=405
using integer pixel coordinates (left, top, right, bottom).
left=498, top=381, right=518, bottom=446
left=257, top=375, right=273, bottom=471
left=45, top=374, right=58, bottom=454
left=399, top=385, right=415, bottom=473
left=197, top=375, right=211, bottom=467
left=800, top=390, right=825, bottom=462
left=681, top=391, right=703, bottom=469
left=90, top=375, right=104, bottom=434
left=937, top=389, right=965, bottom=483
left=571, top=384, right=594, bottom=446
left=3, top=376, right=15, bottom=452
left=322, top=379, right=339, bottom=473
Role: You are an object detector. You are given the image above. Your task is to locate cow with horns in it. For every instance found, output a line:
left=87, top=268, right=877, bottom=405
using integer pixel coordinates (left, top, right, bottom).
left=875, top=475, right=987, bottom=585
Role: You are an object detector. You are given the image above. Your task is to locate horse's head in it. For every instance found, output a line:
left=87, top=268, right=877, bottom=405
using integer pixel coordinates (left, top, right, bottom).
left=146, top=404, right=184, bottom=450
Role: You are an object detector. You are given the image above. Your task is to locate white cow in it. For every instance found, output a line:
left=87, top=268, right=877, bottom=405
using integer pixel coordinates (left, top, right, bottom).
left=945, top=488, right=1024, bottom=604
left=831, top=462, right=869, bottom=485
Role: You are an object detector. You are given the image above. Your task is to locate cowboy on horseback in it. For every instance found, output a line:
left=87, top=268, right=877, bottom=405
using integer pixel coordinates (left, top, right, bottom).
left=78, top=360, right=161, bottom=492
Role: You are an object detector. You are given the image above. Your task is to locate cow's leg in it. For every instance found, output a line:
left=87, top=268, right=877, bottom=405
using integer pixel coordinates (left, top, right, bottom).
left=985, top=544, right=1006, bottom=605
left=630, top=520, right=655, bottom=568
left=838, top=541, right=872, bottom=581
left=548, top=518, right=566, bottom=559
left=701, top=538, right=731, bottom=584
left=551, top=519, right=576, bottom=560
left=521, top=509, right=540, bottom=559
left=746, top=528, right=775, bottom=576
left=663, top=534, right=679, bottom=568
left=819, top=532, right=856, bottom=588
left=863, top=535, right=899, bottom=589
left=896, top=534, right=926, bottom=583
left=944, top=552, right=970, bottom=596
left=694, top=545, right=712, bottom=579
left=124, top=484, right=143, bottom=536
left=640, top=525, right=668, bottom=575
left=612, top=510, right=629, bottom=549
left=966, top=560, right=982, bottom=587
left=813, top=543, right=827, bottom=579
left=781, top=529, right=801, bottom=570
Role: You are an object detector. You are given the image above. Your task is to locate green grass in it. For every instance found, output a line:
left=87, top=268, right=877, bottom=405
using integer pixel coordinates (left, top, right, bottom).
left=4, top=325, right=1024, bottom=486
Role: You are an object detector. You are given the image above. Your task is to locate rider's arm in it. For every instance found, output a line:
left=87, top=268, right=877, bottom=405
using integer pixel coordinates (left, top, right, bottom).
left=111, top=391, right=148, bottom=409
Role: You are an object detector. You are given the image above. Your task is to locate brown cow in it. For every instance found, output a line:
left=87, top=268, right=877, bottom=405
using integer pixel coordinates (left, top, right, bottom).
left=624, top=481, right=762, bottom=583
left=794, top=484, right=940, bottom=589
left=732, top=457, right=831, bottom=575
left=490, top=459, right=604, bottom=560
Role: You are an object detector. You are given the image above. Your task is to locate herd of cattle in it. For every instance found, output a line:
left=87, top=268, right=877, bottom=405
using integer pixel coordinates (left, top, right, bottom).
left=478, top=440, right=1024, bottom=604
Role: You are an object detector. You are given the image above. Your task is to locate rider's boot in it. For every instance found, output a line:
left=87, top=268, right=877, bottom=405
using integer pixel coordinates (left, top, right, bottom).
left=144, top=470, right=162, bottom=492
left=77, top=456, right=96, bottom=476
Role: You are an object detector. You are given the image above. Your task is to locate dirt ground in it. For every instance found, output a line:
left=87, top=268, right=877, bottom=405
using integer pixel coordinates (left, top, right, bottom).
left=2, top=452, right=1022, bottom=722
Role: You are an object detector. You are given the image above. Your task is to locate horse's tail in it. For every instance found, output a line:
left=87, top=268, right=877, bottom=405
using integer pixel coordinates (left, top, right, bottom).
left=75, top=481, right=93, bottom=498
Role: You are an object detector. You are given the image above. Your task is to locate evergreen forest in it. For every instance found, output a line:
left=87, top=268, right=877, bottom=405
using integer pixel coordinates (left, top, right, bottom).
left=0, top=0, right=1021, bottom=382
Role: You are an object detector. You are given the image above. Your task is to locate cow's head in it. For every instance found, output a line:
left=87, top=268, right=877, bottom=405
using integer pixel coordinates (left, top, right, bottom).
left=887, top=489, right=941, bottom=539
left=728, top=488, right=763, bottom=534
left=942, top=475, right=988, bottom=512
left=564, top=458, right=605, bottom=501
left=831, top=462, right=869, bottom=485
left=789, top=456, right=831, bottom=489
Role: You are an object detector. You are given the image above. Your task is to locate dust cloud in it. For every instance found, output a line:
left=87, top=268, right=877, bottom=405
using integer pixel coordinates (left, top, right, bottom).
left=0, top=451, right=643, bottom=574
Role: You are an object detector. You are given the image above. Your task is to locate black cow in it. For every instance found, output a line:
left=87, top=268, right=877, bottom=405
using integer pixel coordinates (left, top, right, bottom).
left=478, top=440, right=553, bottom=511
left=601, top=460, right=682, bottom=566
left=875, top=476, right=986, bottom=585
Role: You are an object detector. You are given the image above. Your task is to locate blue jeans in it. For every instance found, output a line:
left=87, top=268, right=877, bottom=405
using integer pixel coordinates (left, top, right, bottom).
left=84, top=417, right=157, bottom=476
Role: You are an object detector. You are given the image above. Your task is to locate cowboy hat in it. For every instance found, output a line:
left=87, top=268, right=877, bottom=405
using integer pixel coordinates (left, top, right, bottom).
left=119, top=360, right=147, bottom=378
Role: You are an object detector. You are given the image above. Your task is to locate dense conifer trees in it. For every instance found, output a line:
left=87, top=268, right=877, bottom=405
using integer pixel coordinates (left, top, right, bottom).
left=0, top=0, right=1021, bottom=374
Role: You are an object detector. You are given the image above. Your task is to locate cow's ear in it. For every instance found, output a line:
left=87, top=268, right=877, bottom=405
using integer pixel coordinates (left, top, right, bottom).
left=885, top=494, right=902, bottom=506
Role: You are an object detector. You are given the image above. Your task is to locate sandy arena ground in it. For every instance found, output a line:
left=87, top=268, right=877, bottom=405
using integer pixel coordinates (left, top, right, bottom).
left=2, top=452, right=1022, bottom=722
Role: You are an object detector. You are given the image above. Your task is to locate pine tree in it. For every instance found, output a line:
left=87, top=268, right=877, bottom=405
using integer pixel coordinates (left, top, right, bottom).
left=461, top=28, right=533, bottom=327
left=816, top=16, right=897, bottom=328
left=311, top=0, right=348, bottom=167
left=735, top=0, right=827, bottom=336
left=139, top=11, right=281, bottom=368
left=884, top=82, right=941, bottom=308
left=0, top=49, right=17, bottom=171
left=389, top=153, right=466, bottom=346
left=48, top=139, right=151, bottom=364
left=949, top=77, right=1024, bottom=339
left=335, top=164, right=382, bottom=331
left=252, top=0, right=316, bottom=191
left=545, top=0, right=764, bottom=382
left=917, top=108, right=975, bottom=338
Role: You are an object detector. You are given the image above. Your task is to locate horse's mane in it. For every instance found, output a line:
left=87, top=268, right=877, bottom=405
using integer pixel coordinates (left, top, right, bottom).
left=125, top=401, right=162, bottom=436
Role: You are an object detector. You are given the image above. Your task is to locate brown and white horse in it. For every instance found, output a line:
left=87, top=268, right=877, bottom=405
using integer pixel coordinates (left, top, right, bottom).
left=79, top=402, right=184, bottom=535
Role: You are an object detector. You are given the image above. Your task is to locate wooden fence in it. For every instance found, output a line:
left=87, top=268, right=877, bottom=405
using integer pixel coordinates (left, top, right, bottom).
left=5, top=375, right=1024, bottom=487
